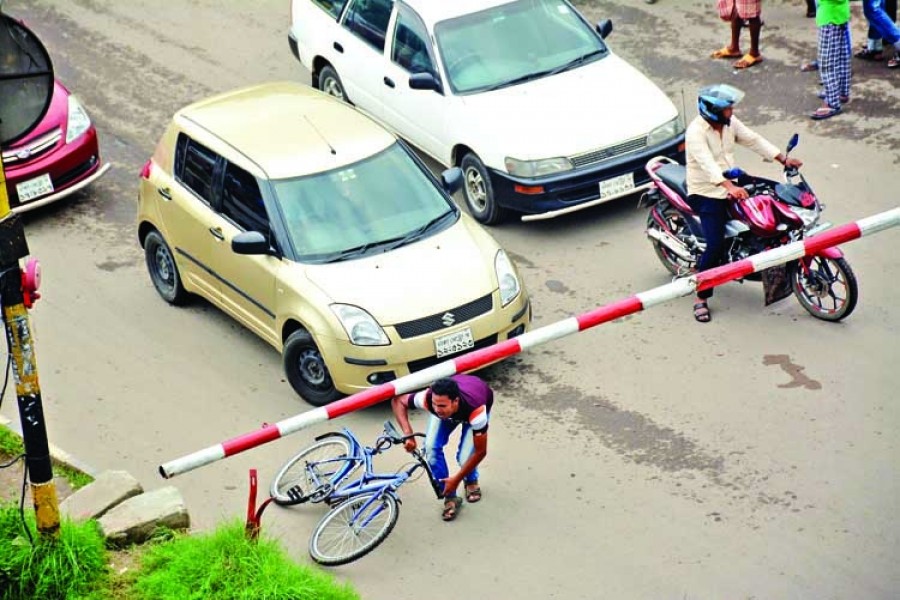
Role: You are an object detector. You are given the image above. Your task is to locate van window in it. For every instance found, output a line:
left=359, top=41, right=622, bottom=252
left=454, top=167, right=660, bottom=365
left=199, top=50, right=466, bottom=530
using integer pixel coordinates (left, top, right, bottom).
left=312, top=0, right=348, bottom=19
left=175, top=135, right=218, bottom=204
left=391, top=8, right=434, bottom=74
left=344, top=0, right=393, bottom=51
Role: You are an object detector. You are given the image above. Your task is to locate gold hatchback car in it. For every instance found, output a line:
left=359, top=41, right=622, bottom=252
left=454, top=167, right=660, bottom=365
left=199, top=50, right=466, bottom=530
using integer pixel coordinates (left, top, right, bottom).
left=137, top=82, right=530, bottom=406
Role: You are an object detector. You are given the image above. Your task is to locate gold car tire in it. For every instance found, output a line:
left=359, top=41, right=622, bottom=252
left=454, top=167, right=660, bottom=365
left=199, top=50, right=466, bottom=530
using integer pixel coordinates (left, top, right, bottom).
left=144, top=230, right=189, bottom=305
left=283, top=329, right=343, bottom=406
left=317, top=65, right=349, bottom=104
left=460, top=152, right=507, bottom=225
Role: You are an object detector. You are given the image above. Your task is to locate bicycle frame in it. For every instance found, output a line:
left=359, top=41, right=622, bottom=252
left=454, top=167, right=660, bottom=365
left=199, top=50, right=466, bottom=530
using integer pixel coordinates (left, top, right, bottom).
left=304, top=425, right=443, bottom=508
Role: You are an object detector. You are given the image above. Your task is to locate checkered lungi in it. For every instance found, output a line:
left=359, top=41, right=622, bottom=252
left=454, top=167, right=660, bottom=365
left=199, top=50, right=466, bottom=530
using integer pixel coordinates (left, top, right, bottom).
left=717, top=0, right=762, bottom=19
left=818, top=23, right=852, bottom=109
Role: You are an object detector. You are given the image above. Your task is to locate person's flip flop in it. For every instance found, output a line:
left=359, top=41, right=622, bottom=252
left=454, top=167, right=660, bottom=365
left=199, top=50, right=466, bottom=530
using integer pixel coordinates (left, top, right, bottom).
left=810, top=106, right=842, bottom=120
left=711, top=47, right=743, bottom=59
left=800, top=61, right=819, bottom=72
left=442, top=496, right=462, bottom=521
left=693, top=302, right=711, bottom=323
left=465, top=484, right=482, bottom=503
left=888, top=57, right=900, bottom=69
left=734, top=53, right=763, bottom=69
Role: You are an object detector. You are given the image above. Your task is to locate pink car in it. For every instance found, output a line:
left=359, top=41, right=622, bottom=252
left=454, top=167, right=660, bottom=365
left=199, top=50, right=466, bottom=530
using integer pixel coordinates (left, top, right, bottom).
left=2, top=80, right=110, bottom=212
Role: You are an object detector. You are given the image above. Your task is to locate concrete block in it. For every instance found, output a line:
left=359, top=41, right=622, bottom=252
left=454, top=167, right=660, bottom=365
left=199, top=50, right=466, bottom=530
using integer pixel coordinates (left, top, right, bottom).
left=60, top=470, right=142, bottom=521
left=98, top=486, right=190, bottom=547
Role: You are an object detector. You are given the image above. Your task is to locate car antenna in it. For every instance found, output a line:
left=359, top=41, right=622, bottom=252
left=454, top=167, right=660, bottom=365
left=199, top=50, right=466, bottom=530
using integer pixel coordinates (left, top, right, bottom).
left=304, top=115, right=337, bottom=155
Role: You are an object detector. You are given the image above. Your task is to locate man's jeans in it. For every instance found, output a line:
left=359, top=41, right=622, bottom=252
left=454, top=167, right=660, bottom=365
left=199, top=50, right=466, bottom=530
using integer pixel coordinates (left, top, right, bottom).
left=424, top=415, right=480, bottom=493
left=864, top=0, right=900, bottom=45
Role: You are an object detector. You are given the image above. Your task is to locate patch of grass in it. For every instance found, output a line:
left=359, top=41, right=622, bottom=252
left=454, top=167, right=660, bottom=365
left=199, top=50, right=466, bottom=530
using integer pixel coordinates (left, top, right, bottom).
left=0, top=503, right=107, bottom=600
left=0, top=425, right=93, bottom=490
left=0, top=426, right=24, bottom=456
left=132, top=520, right=359, bottom=600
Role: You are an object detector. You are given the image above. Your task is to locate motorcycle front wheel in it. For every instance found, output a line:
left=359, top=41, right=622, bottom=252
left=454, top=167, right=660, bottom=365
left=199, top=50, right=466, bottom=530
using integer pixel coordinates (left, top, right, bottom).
left=647, top=205, right=697, bottom=276
left=791, top=256, right=858, bottom=321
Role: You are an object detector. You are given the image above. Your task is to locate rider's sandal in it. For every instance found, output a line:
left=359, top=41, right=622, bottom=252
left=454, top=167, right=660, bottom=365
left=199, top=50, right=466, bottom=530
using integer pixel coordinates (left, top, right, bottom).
left=693, top=301, right=711, bottom=323
left=465, top=483, right=482, bottom=503
left=442, top=496, right=463, bottom=521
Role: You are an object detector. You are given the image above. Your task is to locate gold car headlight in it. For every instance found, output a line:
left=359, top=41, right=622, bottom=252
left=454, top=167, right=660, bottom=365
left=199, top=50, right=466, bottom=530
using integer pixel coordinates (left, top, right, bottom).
left=331, top=304, right=390, bottom=346
left=495, top=249, right=521, bottom=307
left=505, top=156, right=573, bottom=178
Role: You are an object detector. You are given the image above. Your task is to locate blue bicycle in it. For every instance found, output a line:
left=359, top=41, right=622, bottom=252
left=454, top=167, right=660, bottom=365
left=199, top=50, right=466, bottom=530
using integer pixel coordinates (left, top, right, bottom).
left=270, top=421, right=441, bottom=565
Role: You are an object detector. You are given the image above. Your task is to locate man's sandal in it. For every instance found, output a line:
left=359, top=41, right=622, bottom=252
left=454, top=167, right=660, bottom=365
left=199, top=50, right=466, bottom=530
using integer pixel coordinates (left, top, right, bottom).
left=711, top=47, right=742, bottom=59
left=442, top=496, right=462, bottom=521
left=734, top=53, right=763, bottom=69
left=693, top=301, right=711, bottom=323
left=465, top=483, right=482, bottom=503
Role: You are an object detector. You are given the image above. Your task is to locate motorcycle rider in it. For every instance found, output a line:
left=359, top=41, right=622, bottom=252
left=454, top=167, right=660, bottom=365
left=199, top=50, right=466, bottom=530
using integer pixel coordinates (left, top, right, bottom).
left=685, top=84, right=803, bottom=323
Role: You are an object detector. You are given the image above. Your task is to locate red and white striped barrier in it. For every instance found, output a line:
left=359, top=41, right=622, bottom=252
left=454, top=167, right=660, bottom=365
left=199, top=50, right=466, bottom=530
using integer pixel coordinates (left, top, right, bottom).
left=159, top=207, right=900, bottom=479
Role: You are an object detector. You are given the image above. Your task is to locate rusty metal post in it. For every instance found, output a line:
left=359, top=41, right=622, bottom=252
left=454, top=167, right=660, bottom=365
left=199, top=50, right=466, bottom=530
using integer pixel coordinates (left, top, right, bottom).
left=0, top=159, right=59, bottom=536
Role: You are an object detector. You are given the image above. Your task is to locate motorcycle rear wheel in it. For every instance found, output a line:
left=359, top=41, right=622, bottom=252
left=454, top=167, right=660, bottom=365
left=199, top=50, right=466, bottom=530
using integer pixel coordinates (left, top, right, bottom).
left=648, top=206, right=697, bottom=276
left=791, top=256, right=858, bottom=321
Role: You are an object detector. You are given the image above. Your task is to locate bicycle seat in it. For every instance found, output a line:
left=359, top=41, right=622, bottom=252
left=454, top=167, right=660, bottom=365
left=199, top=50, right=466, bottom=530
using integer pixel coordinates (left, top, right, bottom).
left=655, top=163, right=688, bottom=200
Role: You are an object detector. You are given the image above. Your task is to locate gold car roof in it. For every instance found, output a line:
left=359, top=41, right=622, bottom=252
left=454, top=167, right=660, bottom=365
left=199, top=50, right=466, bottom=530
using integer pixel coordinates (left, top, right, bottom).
left=176, top=81, right=395, bottom=180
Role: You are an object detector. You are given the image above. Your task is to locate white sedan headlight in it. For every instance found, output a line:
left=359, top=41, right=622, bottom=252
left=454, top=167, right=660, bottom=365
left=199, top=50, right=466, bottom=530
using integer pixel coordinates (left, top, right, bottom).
left=331, top=304, right=390, bottom=346
left=495, top=249, right=521, bottom=307
left=646, top=115, right=684, bottom=147
left=505, top=156, right=573, bottom=178
left=66, top=95, right=92, bottom=143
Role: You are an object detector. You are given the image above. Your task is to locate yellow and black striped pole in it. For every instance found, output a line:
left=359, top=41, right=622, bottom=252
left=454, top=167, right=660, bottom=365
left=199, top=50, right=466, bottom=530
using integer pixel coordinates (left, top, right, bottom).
left=0, top=156, right=59, bottom=536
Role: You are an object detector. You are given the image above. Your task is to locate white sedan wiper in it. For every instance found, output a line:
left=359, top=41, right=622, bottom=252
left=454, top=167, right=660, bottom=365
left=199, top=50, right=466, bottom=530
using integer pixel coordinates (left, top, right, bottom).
left=479, top=49, right=605, bottom=92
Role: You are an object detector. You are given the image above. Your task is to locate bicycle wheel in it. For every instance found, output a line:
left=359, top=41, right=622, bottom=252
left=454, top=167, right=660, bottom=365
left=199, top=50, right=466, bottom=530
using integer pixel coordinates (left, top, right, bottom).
left=309, top=492, right=400, bottom=566
left=270, top=433, right=354, bottom=506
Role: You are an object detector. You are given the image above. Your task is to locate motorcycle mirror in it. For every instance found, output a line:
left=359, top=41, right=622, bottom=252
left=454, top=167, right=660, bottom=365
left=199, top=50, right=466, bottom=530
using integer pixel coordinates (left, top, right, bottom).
left=786, top=133, right=799, bottom=154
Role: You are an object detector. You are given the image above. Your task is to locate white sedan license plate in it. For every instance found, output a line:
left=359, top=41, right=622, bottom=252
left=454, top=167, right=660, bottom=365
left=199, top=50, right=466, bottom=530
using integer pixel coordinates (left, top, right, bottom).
left=16, top=174, right=54, bottom=203
left=598, top=172, right=635, bottom=199
left=435, top=328, right=474, bottom=358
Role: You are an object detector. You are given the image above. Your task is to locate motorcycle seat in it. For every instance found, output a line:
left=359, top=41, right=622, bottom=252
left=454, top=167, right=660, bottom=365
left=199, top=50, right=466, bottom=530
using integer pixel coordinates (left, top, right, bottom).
left=655, top=163, right=689, bottom=200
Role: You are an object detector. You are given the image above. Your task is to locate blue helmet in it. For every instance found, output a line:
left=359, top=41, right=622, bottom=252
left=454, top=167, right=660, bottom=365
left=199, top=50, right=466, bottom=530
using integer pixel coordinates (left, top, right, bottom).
left=698, top=84, right=745, bottom=126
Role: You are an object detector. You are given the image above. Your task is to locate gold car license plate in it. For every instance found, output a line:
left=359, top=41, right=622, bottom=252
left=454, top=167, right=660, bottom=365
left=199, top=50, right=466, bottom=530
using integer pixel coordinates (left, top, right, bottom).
left=598, top=172, right=634, bottom=199
left=16, top=174, right=54, bottom=203
left=435, top=328, right=474, bottom=358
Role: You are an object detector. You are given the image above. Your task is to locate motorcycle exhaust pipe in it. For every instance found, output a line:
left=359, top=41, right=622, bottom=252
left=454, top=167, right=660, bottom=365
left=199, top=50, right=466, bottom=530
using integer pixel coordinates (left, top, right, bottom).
left=646, top=227, right=694, bottom=261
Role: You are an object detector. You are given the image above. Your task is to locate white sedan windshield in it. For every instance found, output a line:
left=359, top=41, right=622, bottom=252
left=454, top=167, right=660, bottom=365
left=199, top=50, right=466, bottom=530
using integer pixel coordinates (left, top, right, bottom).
left=272, top=143, right=457, bottom=263
left=435, top=0, right=607, bottom=94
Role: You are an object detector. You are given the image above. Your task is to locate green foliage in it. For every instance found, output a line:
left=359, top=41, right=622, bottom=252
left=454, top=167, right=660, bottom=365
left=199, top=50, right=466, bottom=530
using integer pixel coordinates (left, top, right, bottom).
left=132, top=520, right=359, bottom=600
left=0, top=426, right=25, bottom=456
left=0, top=504, right=107, bottom=600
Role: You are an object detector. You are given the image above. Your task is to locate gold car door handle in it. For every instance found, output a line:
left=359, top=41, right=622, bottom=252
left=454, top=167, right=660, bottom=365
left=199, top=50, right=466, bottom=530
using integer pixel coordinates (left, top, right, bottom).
left=208, top=227, right=224, bottom=240
left=157, top=187, right=172, bottom=200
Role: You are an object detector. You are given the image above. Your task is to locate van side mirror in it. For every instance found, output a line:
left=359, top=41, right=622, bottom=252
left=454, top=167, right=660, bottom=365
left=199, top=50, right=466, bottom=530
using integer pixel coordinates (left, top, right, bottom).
left=596, top=19, right=613, bottom=39
left=440, top=167, right=463, bottom=195
left=409, top=72, right=443, bottom=94
left=232, top=231, right=273, bottom=256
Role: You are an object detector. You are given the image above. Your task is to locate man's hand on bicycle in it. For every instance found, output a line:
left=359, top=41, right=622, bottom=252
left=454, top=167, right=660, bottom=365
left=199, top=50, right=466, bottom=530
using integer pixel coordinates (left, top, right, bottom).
left=403, top=437, right=418, bottom=453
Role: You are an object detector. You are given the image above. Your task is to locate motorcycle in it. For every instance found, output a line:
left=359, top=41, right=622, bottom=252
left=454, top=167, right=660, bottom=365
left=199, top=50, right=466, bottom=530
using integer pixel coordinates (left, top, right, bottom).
left=639, top=134, right=858, bottom=322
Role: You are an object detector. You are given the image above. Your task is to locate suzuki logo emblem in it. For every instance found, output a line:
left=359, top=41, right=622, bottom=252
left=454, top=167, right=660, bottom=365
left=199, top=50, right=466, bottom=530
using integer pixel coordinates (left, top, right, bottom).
left=16, top=149, right=32, bottom=160
left=441, top=312, right=456, bottom=327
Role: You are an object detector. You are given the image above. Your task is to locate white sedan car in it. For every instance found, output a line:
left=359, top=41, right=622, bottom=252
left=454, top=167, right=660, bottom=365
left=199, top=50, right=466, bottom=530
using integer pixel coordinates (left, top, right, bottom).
left=289, top=0, right=685, bottom=224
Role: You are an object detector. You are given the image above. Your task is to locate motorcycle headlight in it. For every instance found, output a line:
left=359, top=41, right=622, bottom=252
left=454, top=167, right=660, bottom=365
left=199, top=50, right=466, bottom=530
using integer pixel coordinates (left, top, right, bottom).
left=495, top=249, right=521, bottom=307
left=65, top=95, right=92, bottom=144
left=505, top=156, right=573, bottom=178
left=646, top=115, right=684, bottom=147
left=331, top=304, right=390, bottom=346
left=793, top=207, right=819, bottom=228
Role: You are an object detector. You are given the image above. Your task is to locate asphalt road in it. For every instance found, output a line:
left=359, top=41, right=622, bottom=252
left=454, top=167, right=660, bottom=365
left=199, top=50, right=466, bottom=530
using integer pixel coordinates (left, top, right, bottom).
left=2, top=1, right=899, bottom=598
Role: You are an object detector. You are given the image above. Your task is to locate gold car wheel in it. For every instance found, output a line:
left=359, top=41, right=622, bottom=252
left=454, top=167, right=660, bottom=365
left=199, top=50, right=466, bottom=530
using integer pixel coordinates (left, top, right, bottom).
left=284, top=329, right=343, bottom=406
left=144, top=230, right=188, bottom=305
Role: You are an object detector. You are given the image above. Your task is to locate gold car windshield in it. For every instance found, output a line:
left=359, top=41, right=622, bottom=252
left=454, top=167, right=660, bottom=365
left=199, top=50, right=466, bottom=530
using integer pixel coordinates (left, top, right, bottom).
left=271, top=143, right=457, bottom=264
